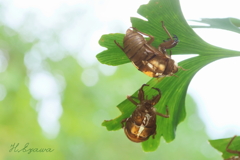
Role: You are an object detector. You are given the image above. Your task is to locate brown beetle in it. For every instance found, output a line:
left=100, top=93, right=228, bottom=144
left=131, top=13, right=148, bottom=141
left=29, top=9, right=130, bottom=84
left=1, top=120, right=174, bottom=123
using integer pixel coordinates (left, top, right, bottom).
left=114, top=21, right=183, bottom=78
left=225, top=135, right=240, bottom=160
left=121, top=84, right=169, bottom=143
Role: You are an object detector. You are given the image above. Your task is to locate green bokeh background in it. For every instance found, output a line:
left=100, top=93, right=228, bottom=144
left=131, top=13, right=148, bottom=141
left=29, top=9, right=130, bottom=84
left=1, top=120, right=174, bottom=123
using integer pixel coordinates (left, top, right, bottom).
left=0, top=20, right=221, bottom=160
left=0, top=0, right=239, bottom=159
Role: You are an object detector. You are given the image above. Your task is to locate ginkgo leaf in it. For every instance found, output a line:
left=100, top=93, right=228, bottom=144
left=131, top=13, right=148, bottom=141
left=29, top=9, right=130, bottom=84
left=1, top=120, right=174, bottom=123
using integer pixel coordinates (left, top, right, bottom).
left=230, top=18, right=240, bottom=27
left=191, top=17, right=240, bottom=34
left=97, top=0, right=240, bottom=152
left=209, top=136, right=240, bottom=159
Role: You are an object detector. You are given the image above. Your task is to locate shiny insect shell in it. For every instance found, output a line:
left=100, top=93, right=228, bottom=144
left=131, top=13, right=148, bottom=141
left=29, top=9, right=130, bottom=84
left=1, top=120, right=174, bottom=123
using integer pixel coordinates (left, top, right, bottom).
left=121, top=84, right=169, bottom=143
left=115, top=21, right=182, bottom=78
left=225, top=135, right=240, bottom=160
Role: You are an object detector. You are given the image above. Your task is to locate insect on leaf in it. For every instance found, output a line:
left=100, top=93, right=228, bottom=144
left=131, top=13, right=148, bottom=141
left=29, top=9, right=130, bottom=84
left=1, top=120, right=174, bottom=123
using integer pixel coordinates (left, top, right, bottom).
left=97, top=0, right=240, bottom=152
left=209, top=136, right=240, bottom=159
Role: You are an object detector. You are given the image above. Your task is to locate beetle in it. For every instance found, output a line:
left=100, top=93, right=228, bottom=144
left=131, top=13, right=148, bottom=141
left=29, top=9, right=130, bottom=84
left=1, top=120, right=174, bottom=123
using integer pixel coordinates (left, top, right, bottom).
left=114, top=21, right=184, bottom=78
left=121, top=84, right=169, bottom=142
left=225, top=135, right=240, bottom=160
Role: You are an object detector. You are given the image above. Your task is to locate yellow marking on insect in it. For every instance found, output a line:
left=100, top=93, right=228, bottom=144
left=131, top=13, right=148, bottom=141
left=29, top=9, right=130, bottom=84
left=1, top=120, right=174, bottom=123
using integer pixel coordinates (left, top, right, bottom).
left=159, top=63, right=165, bottom=71
left=142, top=71, right=155, bottom=77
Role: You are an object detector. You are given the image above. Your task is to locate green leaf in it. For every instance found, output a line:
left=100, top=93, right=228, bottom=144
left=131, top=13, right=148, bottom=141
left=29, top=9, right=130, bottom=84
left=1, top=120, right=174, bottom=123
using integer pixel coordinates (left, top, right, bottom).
left=209, top=136, right=240, bottom=159
left=97, top=0, right=240, bottom=152
left=230, top=18, right=240, bottom=27
left=191, top=17, right=240, bottom=34
left=97, top=33, right=128, bottom=66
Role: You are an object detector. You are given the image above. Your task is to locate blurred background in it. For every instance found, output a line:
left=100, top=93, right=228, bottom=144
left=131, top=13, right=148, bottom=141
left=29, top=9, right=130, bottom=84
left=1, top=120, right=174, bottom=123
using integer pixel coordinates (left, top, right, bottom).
left=0, top=0, right=240, bottom=159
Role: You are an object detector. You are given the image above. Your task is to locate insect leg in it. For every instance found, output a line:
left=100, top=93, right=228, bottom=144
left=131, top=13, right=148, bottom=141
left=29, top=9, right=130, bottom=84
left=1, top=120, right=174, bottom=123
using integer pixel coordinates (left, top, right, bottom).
left=226, top=135, right=240, bottom=154
left=152, top=130, right=157, bottom=139
left=158, top=21, right=178, bottom=52
left=171, top=74, right=179, bottom=78
left=127, top=95, right=138, bottom=106
left=138, top=84, right=149, bottom=102
left=121, top=118, right=128, bottom=128
left=114, top=40, right=124, bottom=51
left=169, top=50, right=172, bottom=57
left=178, top=66, right=188, bottom=71
left=151, top=87, right=161, bottom=105
left=161, top=21, right=173, bottom=41
left=155, top=106, right=169, bottom=118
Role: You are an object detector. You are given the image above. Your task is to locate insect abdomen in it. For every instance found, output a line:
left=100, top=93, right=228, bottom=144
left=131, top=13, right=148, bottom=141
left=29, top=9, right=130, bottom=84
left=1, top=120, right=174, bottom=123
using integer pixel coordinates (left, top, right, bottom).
left=123, top=29, right=154, bottom=65
left=123, top=108, right=157, bottom=142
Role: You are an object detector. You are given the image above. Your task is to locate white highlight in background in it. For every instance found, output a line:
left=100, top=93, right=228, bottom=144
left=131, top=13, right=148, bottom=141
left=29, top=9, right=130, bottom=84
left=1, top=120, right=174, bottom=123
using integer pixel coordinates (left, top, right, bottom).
left=29, top=71, right=63, bottom=138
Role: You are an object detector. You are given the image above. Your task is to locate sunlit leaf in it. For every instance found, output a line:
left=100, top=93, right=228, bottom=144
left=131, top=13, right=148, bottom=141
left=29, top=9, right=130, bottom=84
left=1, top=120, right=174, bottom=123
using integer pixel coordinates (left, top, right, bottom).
left=97, top=0, right=240, bottom=152
left=209, top=136, right=240, bottom=159
left=191, top=17, right=240, bottom=34
left=97, top=34, right=128, bottom=65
